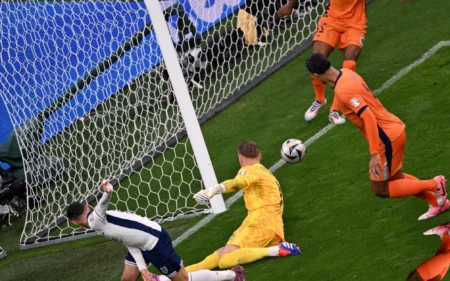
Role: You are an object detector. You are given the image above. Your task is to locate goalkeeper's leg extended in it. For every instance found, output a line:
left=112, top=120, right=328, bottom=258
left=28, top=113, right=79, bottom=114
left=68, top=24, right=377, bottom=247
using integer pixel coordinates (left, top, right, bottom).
left=185, top=227, right=300, bottom=271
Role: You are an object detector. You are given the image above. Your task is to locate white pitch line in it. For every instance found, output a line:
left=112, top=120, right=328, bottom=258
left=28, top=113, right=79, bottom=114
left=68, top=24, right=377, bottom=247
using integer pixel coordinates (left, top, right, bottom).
left=173, top=40, right=450, bottom=248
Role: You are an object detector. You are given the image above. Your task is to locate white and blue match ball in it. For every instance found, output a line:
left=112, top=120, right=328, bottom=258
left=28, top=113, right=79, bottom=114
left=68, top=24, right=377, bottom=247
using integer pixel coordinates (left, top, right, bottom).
left=281, top=139, right=306, bottom=164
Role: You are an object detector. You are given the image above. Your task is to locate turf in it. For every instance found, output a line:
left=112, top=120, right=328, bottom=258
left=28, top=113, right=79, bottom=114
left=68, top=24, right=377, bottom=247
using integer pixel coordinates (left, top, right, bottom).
left=1, top=0, right=450, bottom=280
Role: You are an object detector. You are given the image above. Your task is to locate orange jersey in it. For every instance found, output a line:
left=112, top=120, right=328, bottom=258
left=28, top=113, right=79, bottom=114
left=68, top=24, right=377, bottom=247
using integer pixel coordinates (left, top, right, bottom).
left=325, top=0, right=367, bottom=26
left=334, top=69, right=406, bottom=152
left=222, top=163, right=284, bottom=240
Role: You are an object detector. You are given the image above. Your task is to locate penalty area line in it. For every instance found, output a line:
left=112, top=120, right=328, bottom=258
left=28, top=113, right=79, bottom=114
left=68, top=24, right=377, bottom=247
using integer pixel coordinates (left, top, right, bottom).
left=172, top=40, right=450, bottom=248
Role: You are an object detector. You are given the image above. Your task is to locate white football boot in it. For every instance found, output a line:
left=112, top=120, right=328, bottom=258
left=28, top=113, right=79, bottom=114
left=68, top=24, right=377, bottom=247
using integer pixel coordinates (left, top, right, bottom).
left=434, top=175, right=448, bottom=206
left=304, top=99, right=327, bottom=122
left=418, top=199, right=450, bottom=220
left=424, top=223, right=450, bottom=238
left=328, top=110, right=346, bottom=125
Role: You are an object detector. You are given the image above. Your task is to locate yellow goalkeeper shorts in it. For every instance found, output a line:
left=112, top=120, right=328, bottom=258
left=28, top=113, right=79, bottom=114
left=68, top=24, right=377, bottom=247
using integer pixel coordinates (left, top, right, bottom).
left=227, top=225, right=282, bottom=248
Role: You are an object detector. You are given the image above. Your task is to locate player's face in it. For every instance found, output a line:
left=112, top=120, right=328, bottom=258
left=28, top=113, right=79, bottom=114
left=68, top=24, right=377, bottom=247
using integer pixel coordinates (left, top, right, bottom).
left=71, top=205, right=91, bottom=228
left=313, top=73, right=327, bottom=84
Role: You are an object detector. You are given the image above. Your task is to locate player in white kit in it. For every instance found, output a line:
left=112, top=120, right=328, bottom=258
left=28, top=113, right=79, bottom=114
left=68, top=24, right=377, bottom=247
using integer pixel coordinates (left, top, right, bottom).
left=67, top=180, right=247, bottom=281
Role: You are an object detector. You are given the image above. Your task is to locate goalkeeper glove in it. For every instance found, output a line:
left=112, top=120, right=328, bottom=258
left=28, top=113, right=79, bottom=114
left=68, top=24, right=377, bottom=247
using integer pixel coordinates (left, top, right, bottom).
left=193, top=183, right=226, bottom=205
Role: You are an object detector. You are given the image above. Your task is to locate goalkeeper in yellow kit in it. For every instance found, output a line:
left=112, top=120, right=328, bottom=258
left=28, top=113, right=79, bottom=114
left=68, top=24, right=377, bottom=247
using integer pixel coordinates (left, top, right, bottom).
left=187, top=141, right=300, bottom=271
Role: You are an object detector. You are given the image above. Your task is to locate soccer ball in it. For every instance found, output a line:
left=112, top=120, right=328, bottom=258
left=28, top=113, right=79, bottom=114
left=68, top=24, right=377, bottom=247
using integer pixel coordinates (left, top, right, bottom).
left=280, top=139, right=306, bottom=164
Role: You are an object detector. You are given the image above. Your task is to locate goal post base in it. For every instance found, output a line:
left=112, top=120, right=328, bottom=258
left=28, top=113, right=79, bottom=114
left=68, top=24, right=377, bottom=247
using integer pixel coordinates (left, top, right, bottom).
left=20, top=231, right=98, bottom=251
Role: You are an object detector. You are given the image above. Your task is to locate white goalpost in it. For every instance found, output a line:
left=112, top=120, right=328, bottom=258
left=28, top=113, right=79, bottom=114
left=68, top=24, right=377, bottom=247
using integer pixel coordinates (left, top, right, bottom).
left=0, top=0, right=326, bottom=249
left=143, top=0, right=226, bottom=213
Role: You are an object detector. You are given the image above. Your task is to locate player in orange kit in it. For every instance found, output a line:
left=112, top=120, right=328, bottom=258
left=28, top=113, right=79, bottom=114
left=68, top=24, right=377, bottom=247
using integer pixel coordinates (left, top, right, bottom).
left=278, top=0, right=408, bottom=124
left=407, top=223, right=450, bottom=281
left=305, top=53, right=448, bottom=220
left=186, top=141, right=300, bottom=271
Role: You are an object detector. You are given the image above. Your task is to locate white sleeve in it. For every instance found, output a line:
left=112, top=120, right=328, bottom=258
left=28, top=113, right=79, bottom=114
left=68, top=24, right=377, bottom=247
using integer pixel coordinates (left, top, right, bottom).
left=93, top=192, right=112, bottom=220
left=128, top=246, right=148, bottom=272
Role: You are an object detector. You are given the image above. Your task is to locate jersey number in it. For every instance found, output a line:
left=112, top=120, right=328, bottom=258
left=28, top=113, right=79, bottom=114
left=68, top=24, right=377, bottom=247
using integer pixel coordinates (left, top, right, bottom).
left=276, top=180, right=283, bottom=207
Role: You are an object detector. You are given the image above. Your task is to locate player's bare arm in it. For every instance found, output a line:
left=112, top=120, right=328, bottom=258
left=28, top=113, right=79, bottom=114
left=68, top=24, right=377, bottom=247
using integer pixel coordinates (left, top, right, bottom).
left=277, top=0, right=298, bottom=18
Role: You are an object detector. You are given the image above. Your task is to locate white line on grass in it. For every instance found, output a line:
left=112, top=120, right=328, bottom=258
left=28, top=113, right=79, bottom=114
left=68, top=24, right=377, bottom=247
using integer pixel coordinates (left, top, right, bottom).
left=173, top=40, right=450, bottom=247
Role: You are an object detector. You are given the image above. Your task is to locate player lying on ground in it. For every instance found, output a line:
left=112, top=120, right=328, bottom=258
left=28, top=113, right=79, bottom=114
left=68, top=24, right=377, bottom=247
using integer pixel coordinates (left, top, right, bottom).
left=305, top=53, right=448, bottom=220
left=187, top=141, right=300, bottom=272
left=66, top=180, right=247, bottom=281
left=278, top=0, right=409, bottom=124
left=407, top=224, right=450, bottom=281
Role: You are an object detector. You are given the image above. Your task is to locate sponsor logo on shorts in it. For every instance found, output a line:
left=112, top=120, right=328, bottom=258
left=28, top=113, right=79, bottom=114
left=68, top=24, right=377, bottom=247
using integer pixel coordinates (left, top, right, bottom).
left=240, top=171, right=246, bottom=176
left=160, top=266, right=168, bottom=274
left=360, top=37, right=365, bottom=46
left=350, top=98, right=360, bottom=107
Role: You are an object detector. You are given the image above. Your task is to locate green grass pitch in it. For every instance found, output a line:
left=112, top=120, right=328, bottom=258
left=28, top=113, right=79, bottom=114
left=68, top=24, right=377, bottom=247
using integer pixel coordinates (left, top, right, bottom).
left=1, top=0, right=450, bottom=280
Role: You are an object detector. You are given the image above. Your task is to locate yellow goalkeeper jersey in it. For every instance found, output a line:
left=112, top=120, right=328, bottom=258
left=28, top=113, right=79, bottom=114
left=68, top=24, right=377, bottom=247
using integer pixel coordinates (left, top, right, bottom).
left=222, top=163, right=285, bottom=240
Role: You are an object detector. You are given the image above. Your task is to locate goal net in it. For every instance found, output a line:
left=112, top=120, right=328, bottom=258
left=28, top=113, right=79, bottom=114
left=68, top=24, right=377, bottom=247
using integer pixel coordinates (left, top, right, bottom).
left=0, top=0, right=326, bottom=248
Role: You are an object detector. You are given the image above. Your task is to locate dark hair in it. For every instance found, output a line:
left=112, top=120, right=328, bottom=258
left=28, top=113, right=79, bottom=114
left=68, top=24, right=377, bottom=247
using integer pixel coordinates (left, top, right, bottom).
left=305, top=53, right=331, bottom=74
left=237, top=141, right=260, bottom=158
left=67, top=202, right=86, bottom=221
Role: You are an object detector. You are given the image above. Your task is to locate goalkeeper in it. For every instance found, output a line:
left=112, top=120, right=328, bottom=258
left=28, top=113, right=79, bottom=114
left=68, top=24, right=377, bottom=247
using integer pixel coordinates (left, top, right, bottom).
left=189, top=141, right=300, bottom=271
left=66, top=180, right=247, bottom=281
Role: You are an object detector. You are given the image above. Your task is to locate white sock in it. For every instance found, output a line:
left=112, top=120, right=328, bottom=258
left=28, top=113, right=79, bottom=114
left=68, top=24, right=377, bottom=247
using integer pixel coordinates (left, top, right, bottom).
left=268, top=245, right=279, bottom=257
left=159, top=276, right=170, bottom=281
left=188, top=270, right=236, bottom=281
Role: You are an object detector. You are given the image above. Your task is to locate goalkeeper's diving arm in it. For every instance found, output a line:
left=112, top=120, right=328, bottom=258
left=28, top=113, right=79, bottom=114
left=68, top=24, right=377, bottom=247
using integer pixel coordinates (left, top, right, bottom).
left=193, top=176, right=250, bottom=204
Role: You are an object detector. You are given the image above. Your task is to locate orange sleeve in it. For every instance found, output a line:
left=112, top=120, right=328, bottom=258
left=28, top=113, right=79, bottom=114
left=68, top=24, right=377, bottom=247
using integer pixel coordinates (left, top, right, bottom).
left=337, top=91, right=368, bottom=116
left=337, top=91, right=380, bottom=155
left=360, top=109, right=381, bottom=155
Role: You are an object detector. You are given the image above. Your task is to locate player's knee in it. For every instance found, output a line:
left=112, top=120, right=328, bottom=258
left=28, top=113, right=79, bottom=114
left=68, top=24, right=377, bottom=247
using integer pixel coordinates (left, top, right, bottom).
left=343, top=45, right=362, bottom=61
left=217, top=257, right=230, bottom=269
left=370, top=181, right=390, bottom=198
left=176, top=270, right=189, bottom=281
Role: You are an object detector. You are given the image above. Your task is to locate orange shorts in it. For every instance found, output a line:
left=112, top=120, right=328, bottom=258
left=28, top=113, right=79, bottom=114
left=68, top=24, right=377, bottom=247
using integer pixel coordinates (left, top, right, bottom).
left=371, top=130, right=406, bottom=182
left=313, top=16, right=367, bottom=50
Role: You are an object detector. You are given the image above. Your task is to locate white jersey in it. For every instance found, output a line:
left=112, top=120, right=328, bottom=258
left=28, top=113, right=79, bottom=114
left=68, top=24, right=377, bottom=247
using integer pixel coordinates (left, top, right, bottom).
left=88, top=192, right=162, bottom=271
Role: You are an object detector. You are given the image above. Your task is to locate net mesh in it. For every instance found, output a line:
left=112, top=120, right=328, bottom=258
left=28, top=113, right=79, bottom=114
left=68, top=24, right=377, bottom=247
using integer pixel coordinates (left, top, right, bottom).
left=0, top=0, right=325, bottom=246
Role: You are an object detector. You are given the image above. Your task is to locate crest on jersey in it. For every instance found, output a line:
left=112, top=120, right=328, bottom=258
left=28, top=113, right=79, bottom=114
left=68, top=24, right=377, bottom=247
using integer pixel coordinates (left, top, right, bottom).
left=160, top=266, right=168, bottom=274
left=360, top=37, right=365, bottom=46
left=350, top=97, right=360, bottom=107
left=240, top=171, right=246, bottom=176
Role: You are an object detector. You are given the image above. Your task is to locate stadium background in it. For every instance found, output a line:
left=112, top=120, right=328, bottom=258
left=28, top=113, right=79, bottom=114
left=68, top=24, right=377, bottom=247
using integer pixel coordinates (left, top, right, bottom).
left=0, top=0, right=450, bottom=280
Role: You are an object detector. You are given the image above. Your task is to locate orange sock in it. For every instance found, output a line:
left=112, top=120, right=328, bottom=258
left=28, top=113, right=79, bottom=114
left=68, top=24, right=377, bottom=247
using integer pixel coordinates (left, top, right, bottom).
left=389, top=179, right=437, bottom=198
left=416, top=191, right=439, bottom=207
left=342, top=60, right=357, bottom=71
left=417, top=251, right=450, bottom=280
left=439, top=266, right=449, bottom=279
left=405, top=173, right=439, bottom=207
left=437, top=234, right=450, bottom=255
left=311, top=76, right=325, bottom=103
